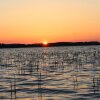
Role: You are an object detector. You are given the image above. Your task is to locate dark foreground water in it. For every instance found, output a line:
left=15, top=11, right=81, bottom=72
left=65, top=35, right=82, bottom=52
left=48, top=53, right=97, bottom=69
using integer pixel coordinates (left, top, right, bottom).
left=0, top=46, right=100, bottom=100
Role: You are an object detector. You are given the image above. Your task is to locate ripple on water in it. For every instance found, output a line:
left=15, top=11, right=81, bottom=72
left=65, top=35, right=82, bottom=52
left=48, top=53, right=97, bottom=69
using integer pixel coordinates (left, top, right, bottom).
left=0, top=46, right=100, bottom=99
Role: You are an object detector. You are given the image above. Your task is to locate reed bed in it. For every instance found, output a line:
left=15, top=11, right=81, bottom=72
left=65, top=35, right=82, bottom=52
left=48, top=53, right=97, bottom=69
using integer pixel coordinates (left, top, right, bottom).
left=0, top=46, right=100, bottom=99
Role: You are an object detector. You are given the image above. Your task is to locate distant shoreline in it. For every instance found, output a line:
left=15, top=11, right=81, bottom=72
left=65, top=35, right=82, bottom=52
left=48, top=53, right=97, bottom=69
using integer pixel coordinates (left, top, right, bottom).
left=0, top=42, right=100, bottom=48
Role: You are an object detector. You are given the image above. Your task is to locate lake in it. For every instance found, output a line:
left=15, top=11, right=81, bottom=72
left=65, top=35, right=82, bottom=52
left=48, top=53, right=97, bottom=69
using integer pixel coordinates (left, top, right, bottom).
left=0, top=46, right=100, bottom=100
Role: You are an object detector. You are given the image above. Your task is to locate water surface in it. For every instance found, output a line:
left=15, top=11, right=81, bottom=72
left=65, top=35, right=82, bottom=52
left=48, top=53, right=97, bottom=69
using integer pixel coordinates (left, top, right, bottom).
left=0, top=46, right=100, bottom=100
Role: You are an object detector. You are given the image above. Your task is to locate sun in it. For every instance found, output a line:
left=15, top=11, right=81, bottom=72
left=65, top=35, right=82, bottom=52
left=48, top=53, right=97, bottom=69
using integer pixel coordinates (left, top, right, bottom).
left=43, top=41, right=48, bottom=46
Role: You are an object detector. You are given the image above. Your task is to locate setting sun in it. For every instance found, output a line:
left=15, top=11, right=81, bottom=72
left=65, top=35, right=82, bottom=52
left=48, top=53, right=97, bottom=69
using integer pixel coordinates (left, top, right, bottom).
left=43, top=41, right=48, bottom=46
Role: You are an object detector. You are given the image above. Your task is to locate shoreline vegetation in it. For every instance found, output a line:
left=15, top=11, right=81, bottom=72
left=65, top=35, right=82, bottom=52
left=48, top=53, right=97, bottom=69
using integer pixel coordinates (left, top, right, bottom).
left=0, top=41, right=100, bottom=48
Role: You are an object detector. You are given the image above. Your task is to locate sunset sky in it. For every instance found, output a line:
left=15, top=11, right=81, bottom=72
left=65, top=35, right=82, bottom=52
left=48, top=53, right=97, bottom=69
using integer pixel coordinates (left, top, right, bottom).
left=0, top=0, right=100, bottom=44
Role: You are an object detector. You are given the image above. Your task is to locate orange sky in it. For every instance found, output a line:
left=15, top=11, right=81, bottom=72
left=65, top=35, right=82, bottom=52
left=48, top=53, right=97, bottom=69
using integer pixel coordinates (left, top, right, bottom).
left=0, top=0, right=100, bottom=44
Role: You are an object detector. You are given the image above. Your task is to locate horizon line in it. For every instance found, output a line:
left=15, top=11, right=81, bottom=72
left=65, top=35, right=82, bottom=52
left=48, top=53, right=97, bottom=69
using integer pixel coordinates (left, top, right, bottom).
left=0, top=41, right=100, bottom=44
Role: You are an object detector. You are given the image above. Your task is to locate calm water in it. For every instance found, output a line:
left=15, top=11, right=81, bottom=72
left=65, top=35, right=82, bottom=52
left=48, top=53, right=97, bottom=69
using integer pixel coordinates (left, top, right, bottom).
left=0, top=46, right=100, bottom=100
